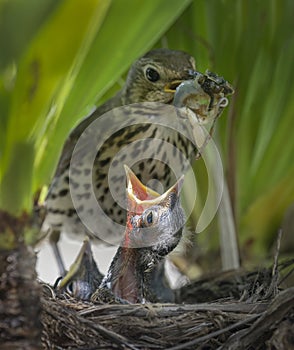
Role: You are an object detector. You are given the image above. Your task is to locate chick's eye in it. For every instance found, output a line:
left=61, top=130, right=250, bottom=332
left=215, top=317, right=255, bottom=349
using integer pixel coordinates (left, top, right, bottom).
left=142, top=210, right=158, bottom=227
left=147, top=211, right=153, bottom=224
left=145, top=67, right=160, bottom=82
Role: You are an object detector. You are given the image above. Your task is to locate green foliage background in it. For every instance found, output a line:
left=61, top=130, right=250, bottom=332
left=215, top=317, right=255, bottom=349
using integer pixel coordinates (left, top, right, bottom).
left=0, top=0, right=293, bottom=262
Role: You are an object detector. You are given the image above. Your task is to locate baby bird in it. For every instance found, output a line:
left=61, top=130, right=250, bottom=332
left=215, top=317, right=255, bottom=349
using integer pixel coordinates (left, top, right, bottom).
left=93, top=166, right=185, bottom=303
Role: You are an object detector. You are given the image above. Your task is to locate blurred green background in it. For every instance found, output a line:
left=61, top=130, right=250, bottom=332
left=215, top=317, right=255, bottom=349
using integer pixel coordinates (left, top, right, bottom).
left=0, top=0, right=293, bottom=270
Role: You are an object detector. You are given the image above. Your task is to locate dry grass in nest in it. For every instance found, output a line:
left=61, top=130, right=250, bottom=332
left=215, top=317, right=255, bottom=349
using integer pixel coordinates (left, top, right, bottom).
left=40, top=258, right=294, bottom=349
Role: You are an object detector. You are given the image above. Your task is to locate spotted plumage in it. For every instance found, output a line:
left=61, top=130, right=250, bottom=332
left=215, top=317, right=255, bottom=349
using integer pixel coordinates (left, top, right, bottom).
left=42, top=49, right=197, bottom=272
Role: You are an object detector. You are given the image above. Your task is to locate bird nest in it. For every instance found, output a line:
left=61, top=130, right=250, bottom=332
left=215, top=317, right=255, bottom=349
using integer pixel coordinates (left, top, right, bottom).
left=41, top=259, right=294, bottom=349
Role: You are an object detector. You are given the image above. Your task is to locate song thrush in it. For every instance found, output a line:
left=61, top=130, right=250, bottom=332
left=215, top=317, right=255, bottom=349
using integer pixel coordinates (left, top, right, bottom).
left=43, top=48, right=197, bottom=274
left=43, top=48, right=233, bottom=277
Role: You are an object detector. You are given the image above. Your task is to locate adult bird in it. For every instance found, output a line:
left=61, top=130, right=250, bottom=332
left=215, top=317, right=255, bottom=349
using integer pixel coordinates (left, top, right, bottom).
left=43, top=48, right=197, bottom=275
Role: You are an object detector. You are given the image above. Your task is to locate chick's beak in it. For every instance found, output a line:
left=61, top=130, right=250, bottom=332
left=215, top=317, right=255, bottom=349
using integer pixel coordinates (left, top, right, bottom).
left=124, top=165, right=184, bottom=215
left=124, top=165, right=159, bottom=204
left=58, top=238, right=91, bottom=289
left=57, top=237, right=104, bottom=300
left=160, top=175, right=184, bottom=205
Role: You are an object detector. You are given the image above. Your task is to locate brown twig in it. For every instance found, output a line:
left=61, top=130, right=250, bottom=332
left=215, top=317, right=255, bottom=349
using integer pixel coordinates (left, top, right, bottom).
left=219, top=287, right=294, bottom=350
left=166, top=314, right=259, bottom=350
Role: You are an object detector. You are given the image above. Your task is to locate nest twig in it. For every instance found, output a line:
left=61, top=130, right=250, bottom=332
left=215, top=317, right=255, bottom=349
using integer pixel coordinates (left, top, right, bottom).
left=40, top=258, right=294, bottom=349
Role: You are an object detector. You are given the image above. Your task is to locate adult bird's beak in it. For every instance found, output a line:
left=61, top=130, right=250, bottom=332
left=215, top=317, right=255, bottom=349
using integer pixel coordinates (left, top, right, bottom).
left=164, top=70, right=198, bottom=93
left=164, top=80, right=185, bottom=93
left=58, top=237, right=103, bottom=300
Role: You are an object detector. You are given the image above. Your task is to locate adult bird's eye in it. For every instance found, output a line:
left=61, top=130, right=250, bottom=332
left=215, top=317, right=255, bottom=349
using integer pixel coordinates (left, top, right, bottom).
left=145, top=67, right=160, bottom=82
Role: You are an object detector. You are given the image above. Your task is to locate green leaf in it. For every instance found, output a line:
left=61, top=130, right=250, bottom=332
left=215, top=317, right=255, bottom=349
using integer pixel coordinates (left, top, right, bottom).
left=0, top=142, right=34, bottom=213
left=1, top=0, right=111, bottom=213
left=0, top=0, right=59, bottom=69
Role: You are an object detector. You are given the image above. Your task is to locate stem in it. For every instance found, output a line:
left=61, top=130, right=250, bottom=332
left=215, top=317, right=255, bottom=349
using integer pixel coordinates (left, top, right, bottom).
left=0, top=210, right=42, bottom=348
left=0, top=243, right=42, bottom=349
left=0, top=142, right=34, bottom=215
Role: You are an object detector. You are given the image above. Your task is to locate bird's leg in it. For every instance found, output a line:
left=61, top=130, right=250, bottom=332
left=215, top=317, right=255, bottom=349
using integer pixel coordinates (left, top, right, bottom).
left=49, top=229, right=66, bottom=277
